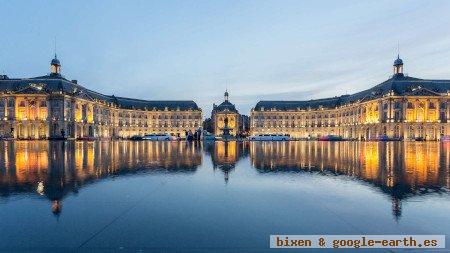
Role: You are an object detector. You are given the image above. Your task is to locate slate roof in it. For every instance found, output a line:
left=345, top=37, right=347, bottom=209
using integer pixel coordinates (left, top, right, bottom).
left=254, top=75, right=450, bottom=111
left=213, top=100, right=238, bottom=113
left=0, top=74, right=200, bottom=111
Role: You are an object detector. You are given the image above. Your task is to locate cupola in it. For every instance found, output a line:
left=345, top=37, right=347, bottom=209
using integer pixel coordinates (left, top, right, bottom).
left=224, top=90, right=229, bottom=102
left=393, top=54, right=403, bottom=76
left=50, top=54, right=61, bottom=75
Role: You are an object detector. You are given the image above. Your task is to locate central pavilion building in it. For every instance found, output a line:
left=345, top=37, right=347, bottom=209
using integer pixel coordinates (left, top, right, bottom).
left=211, top=91, right=240, bottom=136
left=250, top=56, right=450, bottom=140
left=0, top=55, right=202, bottom=139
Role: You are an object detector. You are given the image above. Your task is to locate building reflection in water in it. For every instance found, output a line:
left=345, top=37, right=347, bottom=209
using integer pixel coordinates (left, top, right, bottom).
left=0, top=141, right=202, bottom=215
left=204, top=141, right=249, bottom=183
left=0, top=140, right=448, bottom=219
left=250, top=141, right=450, bottom=220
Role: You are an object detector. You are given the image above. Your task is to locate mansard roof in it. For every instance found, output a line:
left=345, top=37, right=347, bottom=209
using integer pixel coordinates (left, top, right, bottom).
left=113, top=97, right=199, bottom=111
left=254, top=75, right=450, bottom=111
left=0, top=74, right=200, bottom=111
left=213, top=100, right=238, bottom=113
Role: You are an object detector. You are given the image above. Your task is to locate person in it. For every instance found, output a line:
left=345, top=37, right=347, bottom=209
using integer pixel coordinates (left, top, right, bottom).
left=187, top=130, right=193, bottom=141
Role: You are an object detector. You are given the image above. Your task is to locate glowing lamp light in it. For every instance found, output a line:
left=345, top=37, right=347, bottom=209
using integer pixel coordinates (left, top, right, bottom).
left=36, top=181, right=45, bottom=196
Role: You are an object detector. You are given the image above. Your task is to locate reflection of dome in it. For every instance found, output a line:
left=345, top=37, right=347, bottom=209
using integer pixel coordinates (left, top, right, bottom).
left=391, top=197, right=402, bottom=221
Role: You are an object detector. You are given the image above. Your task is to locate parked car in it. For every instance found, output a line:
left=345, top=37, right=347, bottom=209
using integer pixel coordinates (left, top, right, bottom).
left=202, top=131, right=216, bottom=141
left=249, top=134, right=290, bottom=141
left=142, top=134, right=177, bottom=141
left=318, top=135, right=343, bottom=141
left=369, top=135, right=401, bottom=141
left=441, top=136, right=450, bottom=142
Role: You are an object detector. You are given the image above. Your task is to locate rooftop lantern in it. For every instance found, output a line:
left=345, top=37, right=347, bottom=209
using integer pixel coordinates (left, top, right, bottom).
left=50, top=54, right=61, bottom=75
left=224, top=90, right=229, bottom=102
left=393, top=54, right=403, bottom=77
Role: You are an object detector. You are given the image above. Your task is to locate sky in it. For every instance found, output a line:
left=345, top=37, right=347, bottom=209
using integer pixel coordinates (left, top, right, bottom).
left=1, top=0, right=450, bottom=117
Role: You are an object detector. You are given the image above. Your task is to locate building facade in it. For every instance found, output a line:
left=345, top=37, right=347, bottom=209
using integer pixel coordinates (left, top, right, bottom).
left=211, top=91, right=240, bottom=136
left=250, top=56, right=450, bottom=140
left=0, top=56, right=202, bottom=139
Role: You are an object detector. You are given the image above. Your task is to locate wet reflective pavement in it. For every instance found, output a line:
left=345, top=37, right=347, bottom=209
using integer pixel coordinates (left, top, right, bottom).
left=0, top=141, right=449, bottom=252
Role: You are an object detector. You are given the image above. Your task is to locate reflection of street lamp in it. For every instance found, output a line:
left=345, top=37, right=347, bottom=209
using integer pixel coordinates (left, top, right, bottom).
left=36, top=181, right=44, bottom=196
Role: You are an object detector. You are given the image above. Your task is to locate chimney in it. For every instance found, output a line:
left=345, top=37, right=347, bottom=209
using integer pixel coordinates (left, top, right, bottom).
left=72, top=80, right=78, bottom=84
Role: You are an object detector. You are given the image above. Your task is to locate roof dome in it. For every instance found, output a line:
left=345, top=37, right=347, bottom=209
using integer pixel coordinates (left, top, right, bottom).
left=393, top=55, right=403, bottom=66
left=51, top=55, right=60, bottom=66
left=214, top=100, right=238, bottom=113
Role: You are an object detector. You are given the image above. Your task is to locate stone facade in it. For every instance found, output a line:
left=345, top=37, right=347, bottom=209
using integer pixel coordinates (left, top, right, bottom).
left=0, top=56, right=202, bottom=139
left=250, top=57, right=450, bottom=140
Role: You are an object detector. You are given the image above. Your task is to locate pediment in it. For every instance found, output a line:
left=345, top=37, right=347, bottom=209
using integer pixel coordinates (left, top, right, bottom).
left=14, top=83, right=48, bottom=94
left=407, top=87, right=441, bottom=96
left=73, top=90, right=95, bottom=101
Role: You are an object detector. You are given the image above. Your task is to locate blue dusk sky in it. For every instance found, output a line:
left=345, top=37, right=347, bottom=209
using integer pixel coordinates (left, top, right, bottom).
left=1, top=0, right=450, bottom=117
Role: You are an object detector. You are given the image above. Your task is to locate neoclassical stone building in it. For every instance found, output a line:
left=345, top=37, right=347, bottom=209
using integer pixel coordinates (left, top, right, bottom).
left=250, top=56, right=450, bottom=140
left=0, top=56, right=202, bottom=139
left=211, top=91, right=240, bottom=136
